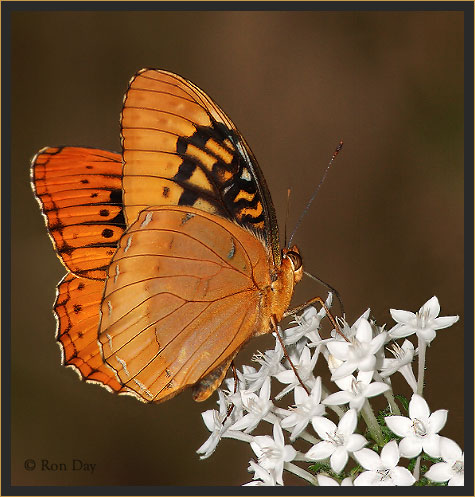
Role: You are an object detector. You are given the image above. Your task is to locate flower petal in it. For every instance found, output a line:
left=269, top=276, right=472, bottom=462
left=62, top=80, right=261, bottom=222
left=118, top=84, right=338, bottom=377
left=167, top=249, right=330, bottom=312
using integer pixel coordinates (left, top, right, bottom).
left=417, top=327, right=436, bottom=343
left=409, top=393, right=430, bottom=420
left=353, top=448, right=381, bottom=471
left=422, top=434, right=441, bottom=458
left=389, top=324, right=415, bottom=339
left=355, top=318, right=373, bottom=342
left=317, top=475, right=339, bottom=486
left=398, top=436, right=422, bottom=458
left=311, top=416, right=337, bottom=439
left=322, top=391, right=353, bottom=406
left=354, top=470, right=379, bottom=486
left=326, top=340, right=350, bottom=360
left=331, top=361, right=358, bottom=380
left=420, top=296, right=439, bottom=318
left=346, top=434, right=367, bottom=452
left=428, top=409, right=448, bottom=433
left=369, top=332, right=387, bottom=354
left=439, top=437, right=463, bottom=460
left=432, top=315, right=459, bottom=329
left=380, top=440, right=399, bottom=468
left=425, top=462, right=452, bottom=482
left=385, top=416, right=412, bottom=437
left=306, top=441, right=335, bottom=461
left=330, top=446, right=348, bottom=473
left=448, top=474, right=465, bottom=486
left=390, top=309, right=416, bottom=324
left=338, top=408, right=357, bottom=435
left=390, top=466, right=415, bottom=486
left=364, top=381, right=390, bottom=398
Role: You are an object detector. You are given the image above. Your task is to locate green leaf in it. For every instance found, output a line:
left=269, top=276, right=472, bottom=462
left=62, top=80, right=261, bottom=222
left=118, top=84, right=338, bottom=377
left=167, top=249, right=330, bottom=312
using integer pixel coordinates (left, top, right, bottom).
left=395, top=394, right=409, bottom=413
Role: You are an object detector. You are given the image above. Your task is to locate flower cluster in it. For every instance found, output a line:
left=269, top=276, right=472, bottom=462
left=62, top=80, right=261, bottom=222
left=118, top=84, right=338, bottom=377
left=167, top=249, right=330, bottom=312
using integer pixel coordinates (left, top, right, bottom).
left=197, top=296, right=462, bottom=486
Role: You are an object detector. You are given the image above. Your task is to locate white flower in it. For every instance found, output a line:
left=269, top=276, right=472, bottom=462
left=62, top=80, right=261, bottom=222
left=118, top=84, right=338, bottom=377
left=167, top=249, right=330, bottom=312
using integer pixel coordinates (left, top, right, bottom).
left=380, top=340, right=417, bottom=392
left=230, top=377, right=273, bottom=433
left=317, top=475, right=353, bottom=486
left=389, top=296, right=459, bottom=343
left=280, top=377, right=325, bottom=441
left=286, top=294, right=333, bottom=346
left=250, top=423, right=296, bottom=485
left=197, top=390, right=233, bottom=459
left=244, top=340, right=285, bottom=392
left=323, top=371, right=390, bottom=411
left=274, top=345, right=319, bottom=400
left=306, top=409, right=367, bottom=473
left=425, top=438, right=464, bottom=486
left=385, top=393, right=447, bottom=458
left=354, top=441, right=416, bottom=486
left=327, top=318, right=387, bottom=380
left=332, top=308, right=371, bottom=340
left=243, top=460, right=278, bottom=486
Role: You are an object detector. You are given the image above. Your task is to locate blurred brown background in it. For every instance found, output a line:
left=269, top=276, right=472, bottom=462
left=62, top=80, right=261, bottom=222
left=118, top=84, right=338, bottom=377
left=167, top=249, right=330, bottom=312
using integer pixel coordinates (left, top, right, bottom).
left=11, top=9, right=464, bottom=487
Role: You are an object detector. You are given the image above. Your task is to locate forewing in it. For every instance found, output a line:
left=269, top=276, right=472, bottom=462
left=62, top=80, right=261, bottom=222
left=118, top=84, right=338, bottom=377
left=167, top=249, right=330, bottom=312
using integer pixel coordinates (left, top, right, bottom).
left=121, top=69, right=281, bottom=267
left=98, top=206, right=271, bottom=402
left=32, top=146, right=126, bottom=280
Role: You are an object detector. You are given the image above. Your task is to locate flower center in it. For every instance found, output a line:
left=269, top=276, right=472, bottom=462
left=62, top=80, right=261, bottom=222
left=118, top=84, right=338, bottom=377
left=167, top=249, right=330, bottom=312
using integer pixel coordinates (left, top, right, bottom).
left=349, top=338, right=369, bottom=360
left=452, top=460, right=464, bottom=474
left=377, top=469, right=391, bottom=481
left=416, top=309, right=432, bottom=330
left=327, top=430, right=345, bottom=446
left=388, top=343, right=403, bottom=359
left=412, top=418, right=427, bottom=437
left=260, top=446, right=282, bottom=463
left=350, top=378, right=364, bottom=396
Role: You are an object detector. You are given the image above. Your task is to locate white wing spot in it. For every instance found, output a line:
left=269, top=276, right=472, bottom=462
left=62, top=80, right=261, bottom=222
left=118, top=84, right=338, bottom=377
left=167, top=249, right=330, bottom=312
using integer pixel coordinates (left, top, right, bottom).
left=133, top=379, right=154, bottom=399
left=107, top=300, right=112, bottom=317
left=114, top=263, right=120, bottom=283
left=227, top=237, right=236, bottom=259
left=105, top=332, right=113, bottom=350
left=115, top=355, right=130, bottom=377
left=141, top=211, right=153, bottom=228
left=124, top=235, right=133, bottom=253
left=240, top=168, right=252, bottom=181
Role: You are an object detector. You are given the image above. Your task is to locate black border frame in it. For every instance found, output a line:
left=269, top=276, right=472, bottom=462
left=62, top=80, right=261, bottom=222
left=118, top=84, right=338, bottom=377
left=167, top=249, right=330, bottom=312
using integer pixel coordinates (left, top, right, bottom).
left=2, top=1, right=473, bottom=495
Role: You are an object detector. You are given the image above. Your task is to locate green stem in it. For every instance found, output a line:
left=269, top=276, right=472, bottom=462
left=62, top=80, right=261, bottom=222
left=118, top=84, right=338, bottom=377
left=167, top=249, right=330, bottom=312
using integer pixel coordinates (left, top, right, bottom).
left=374, top=371, right=401, bottom=415
left=413, top=455, right=421, bottom=481
left=417, top=339, right=427, bottom=396
left=361, top=399, right=384, bottom=446
left=284, top=462, right=318, bottom=485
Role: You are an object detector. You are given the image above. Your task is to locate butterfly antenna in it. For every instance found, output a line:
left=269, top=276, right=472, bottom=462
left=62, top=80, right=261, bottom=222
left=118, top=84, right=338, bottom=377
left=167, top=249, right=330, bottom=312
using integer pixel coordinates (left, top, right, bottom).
left=288, top=140, right=343, bottom=248
left=304, top=270, right=345, bottom=317
left=284, top=188, right=291, bottom=248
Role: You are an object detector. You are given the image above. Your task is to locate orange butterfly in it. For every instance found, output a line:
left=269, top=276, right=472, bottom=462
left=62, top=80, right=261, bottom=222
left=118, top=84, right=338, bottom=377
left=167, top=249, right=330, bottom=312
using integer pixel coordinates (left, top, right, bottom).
left=31, top=69, right=304, bottom=403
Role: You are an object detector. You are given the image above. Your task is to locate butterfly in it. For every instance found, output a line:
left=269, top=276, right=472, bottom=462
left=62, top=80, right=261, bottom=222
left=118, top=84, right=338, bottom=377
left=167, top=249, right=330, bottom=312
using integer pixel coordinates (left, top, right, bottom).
left=31, top=69, right=304, bottom=403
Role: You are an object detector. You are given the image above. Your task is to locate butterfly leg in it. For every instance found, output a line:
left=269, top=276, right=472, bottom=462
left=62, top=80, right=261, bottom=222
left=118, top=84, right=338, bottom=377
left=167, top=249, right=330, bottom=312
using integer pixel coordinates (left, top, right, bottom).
left=271, top=315, right=311, bottom=395
left=283, top=296, right=347, bottom=341
left=222, top=361, right=239, bottom=424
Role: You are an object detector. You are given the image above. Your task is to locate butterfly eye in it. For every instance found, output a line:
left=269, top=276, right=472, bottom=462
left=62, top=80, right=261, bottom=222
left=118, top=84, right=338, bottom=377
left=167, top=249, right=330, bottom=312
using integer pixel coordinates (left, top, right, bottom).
left=285, top=250, right=302, bottom=271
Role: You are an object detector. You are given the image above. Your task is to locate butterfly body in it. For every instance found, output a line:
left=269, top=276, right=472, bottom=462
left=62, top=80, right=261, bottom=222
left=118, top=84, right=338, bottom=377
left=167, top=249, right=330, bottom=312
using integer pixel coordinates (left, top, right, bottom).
left=32, top=69, right=302, bottom=403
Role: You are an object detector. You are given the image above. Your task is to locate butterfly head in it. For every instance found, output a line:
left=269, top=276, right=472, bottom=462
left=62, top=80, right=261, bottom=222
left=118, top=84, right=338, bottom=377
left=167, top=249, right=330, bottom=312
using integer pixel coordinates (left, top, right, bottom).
left=282, top=246, right=303, bottom=284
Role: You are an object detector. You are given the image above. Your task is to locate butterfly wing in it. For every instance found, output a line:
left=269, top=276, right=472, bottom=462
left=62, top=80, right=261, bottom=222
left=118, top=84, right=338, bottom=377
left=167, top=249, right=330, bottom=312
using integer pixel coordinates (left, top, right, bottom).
left=31, top=146, right=126, bottom=279
left=121, top=69, right=281, bottom=269
left=55, top=273, right=133, bottom=395
left=98, top=206, right=274, bottom=402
